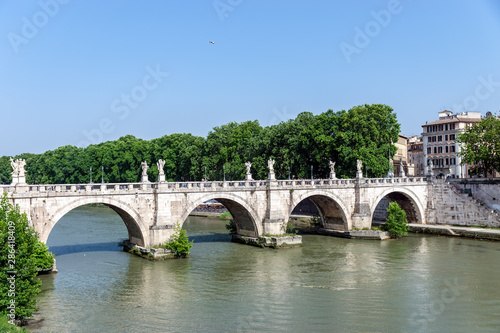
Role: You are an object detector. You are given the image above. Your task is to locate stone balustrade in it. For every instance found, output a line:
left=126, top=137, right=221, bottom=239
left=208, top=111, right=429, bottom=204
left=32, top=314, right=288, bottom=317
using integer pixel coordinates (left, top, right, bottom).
left=0, top=177, right=428, bottom=196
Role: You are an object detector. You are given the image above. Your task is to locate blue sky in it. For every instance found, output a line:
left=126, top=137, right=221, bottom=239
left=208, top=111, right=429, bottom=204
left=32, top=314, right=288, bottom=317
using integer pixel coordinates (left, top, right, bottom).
left=1, top=0, right=500, bottom=156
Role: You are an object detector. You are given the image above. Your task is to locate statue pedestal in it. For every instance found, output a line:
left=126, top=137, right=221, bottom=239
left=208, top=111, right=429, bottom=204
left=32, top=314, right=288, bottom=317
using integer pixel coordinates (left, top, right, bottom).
left=158, top=174, right=165, bottom=182
left=10, top=176, right=19, bottom=185
left=141, top=175, right=149, bottom=183
left=18, top=176, right=26, bottom=184
left=356, top=172, right=363, bottom=179
left=268, top=173, right=275, bottom=180
left=245, top=174, right=253, bottom=181
left=329, top=173, right=336, bottom=179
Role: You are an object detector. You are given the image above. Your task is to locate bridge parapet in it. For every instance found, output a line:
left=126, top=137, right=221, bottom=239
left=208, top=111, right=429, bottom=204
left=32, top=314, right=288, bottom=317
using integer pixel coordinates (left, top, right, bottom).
left=0, top=177, right=430, bottom=196
left=359, top=177, right=428, bottom=186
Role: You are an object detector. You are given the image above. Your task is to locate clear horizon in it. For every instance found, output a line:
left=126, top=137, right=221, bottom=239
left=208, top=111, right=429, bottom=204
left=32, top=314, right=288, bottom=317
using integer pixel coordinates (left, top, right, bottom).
left=2, top=0, right=500, bottom=156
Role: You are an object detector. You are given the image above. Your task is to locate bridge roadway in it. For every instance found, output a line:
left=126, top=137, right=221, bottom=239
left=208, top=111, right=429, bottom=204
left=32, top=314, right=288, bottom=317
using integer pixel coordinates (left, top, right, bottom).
left=1, top=177, right=429, bottom=248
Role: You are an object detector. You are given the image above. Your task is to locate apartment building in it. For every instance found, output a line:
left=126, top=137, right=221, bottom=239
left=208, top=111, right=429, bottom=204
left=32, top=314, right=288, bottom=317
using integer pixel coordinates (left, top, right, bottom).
left=422, top=110, right=482, bottom=178
left=393, top=134, right=408, bottom=177
left=407, top=136, right=424, bottom=176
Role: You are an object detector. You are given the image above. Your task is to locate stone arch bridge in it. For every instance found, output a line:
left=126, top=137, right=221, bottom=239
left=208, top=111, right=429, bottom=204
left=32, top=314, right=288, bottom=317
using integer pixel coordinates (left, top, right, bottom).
left=1, top=177, right=430, bottom=247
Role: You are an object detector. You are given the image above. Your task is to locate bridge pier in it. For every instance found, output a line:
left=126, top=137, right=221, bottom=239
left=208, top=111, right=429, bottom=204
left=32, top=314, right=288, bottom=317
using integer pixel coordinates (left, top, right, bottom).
left=352, top=179, right=372, bottom=229
left=262, top=179, right=289, bottom=235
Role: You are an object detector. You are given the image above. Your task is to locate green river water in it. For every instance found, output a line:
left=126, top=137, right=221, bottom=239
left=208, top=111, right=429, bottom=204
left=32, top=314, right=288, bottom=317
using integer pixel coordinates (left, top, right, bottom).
left=30, top=205, right=500, bottom=333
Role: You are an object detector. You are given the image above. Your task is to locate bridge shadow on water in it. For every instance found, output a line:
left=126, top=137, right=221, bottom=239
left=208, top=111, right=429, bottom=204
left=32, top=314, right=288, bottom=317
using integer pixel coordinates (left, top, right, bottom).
left=188, top=233, right=231, bottom=244
left=48, top=242, right=122, bottom=256
left=49, top=234, right=231, bottom=255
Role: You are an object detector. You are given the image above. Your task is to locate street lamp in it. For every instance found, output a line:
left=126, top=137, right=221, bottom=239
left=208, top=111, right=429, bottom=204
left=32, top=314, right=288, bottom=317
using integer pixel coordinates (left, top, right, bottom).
left=101, top=165, right=104, bottom=183
left=311, top=165, right=313, bottom=180
left=204, top=166, right=207, bottom=181
left=90, top=167, right=92, bottom=183
left=223, top=165, right=226, bottom=182
left=288, top=166, right=291, bottom=180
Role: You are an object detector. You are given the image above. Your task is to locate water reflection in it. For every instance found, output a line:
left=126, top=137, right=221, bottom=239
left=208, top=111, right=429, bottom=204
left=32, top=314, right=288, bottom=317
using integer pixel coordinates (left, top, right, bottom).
left=32, top=209, right=500, bottom=333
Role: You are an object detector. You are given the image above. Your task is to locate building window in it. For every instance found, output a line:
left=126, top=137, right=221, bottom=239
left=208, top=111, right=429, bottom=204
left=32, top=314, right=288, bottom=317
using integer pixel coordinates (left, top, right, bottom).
left=446, top=158, right=449, bottom=165
left=427, top=147, right=431, bottom=154
left=439, top=125, right=443, bottom=131
left=451, top=157, right=456, bottom=165
left=427, top=126, right=431, bottom=133
left=438, top=135, right=442, bottom=142
left=434, top=147, right=437, bottom=154
left=451, top=145, right=456, bottom=153
left=450, top=123, right=455, bottom=130
left=438, top=146, right=443, bottom=153
left=445, top=146, right=449, bottom=153
left=445, top=124, right=448, bottom=131
left=433, top=125, right=437, bottom=132
left=445, top=135, right=448, bottom=141
left=450, top=134, right=455, bottom=140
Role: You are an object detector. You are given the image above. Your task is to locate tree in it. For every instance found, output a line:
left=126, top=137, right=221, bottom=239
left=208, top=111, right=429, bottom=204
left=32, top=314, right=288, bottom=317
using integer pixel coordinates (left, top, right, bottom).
left=457, top=114, right=500, bottom=177
left=382, top=202, right=409, bottom=239
left=165, top=222, right=193, bottom=257
left=0, top=104, right=402, bottom=183
left=333, top=104, right=400, bottom=178
left=0, top=193, right=53, bottom=324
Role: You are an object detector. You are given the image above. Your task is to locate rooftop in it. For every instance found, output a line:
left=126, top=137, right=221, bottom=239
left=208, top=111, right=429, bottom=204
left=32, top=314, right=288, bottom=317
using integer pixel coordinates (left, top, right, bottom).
left=422, top=111, right=482, bottom=127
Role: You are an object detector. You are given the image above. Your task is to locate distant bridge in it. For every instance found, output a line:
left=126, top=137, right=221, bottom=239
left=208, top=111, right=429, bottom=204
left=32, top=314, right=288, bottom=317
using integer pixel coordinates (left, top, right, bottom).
left=1, top=177, right=430, bottom=247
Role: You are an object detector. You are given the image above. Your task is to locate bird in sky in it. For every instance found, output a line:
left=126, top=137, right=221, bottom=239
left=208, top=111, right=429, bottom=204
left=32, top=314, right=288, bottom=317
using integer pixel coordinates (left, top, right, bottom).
left=209, top=41, right=215, bottom=44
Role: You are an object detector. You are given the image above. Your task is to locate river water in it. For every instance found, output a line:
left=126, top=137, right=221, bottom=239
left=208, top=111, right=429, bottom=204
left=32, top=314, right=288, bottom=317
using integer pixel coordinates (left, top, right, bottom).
left=31, top=205, right=500, bottom=333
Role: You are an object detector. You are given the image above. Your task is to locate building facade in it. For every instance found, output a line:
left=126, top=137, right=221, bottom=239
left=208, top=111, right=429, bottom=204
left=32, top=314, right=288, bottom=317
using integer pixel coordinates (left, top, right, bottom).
left=422, top=110, right=482, bottom=178
left=393, top=134, right=409, bottom=177
left=407, top=136, right=424, bottom=176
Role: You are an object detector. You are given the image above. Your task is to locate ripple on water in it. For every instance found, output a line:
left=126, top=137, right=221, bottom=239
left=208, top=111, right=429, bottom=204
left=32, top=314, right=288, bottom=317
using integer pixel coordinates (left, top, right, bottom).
left=31, top=210, right=500, bottom=333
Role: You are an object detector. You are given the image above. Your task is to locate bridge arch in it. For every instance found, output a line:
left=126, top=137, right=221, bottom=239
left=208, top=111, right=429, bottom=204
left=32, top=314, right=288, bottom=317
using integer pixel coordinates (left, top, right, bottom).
left=41, top=197, right=148, bottom=247
left=180, top=193, right=262, bottom=237
left=371, top=187, right=425, bottom=225
left=289, top=190, right=351, bottom=231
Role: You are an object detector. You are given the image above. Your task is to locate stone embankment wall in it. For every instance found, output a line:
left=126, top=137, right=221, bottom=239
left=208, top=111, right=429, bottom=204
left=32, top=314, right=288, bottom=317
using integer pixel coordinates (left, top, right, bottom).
left=449, top=179, right=500, bottom=212
left=427, top=179, right=500, bottom=227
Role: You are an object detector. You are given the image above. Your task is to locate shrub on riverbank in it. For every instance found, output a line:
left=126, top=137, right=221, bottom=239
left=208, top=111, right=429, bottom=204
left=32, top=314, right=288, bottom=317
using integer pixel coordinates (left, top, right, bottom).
left=0, top=193, right=53, bottom=325
left=0, top=315, right=28, bottom=332
left=382, top=202, right=409, bottom=239
left=219, top=212, right=232, bottom=220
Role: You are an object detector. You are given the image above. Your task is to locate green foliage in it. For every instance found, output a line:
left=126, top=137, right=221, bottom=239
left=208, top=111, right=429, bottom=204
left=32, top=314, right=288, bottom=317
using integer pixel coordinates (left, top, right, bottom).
left=333, top=104, right=400, bottom=178
left=457, top=114, right=500, bottom=177
left=219, top=212, right=232, bottom=220
left=0, top=193, right=50, bottom=323
left=32, top=242, right=55, bottom=271
left=0, top=104, right=401, bottom=183
left=310, top=215, right=321, bottom=228
left=0, top=315, right=28, bottom=332
left=382, top=202, right=409, bottom=239
left=165, top=223, right=193, bottom=257
left=284, top=222, right=298, bottom=235
left=225, top=220, right=237, bottom=234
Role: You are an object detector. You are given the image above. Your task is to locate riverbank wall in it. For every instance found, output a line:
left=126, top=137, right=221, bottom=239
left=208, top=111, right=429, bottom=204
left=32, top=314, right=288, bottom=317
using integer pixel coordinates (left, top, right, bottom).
left=426, top=179, right=500, bottom=228
left=409, top=224, right=500, bottom=241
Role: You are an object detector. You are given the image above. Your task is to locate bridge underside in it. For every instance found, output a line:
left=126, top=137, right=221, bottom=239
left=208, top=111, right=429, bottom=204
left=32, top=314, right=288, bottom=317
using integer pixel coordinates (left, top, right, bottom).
left=379, top=192, right=421, bottom=224
left=307, top=195, right=347, bottom=231
left=106, top=205, right=146, bottom=247
left=215, top=199, right=258, bottom=237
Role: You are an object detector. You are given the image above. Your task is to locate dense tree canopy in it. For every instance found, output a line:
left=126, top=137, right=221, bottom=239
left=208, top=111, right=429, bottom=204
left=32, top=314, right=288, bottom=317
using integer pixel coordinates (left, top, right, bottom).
left=457, top=114, right=500, bottom=177
left=0, top=104, right=401, bottom=184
